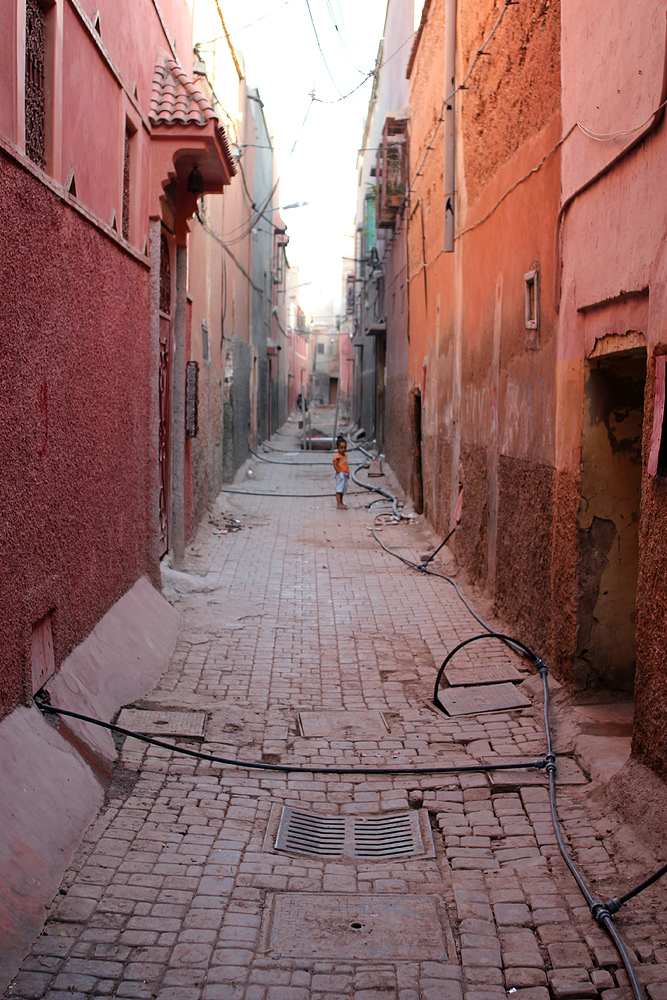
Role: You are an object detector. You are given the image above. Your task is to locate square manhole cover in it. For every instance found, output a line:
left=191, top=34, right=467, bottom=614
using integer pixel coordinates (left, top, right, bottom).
left=297, top=709, right=389, bottom=738
left=265, top=894, right=450, bottom=961
left=264, top=805, right=435, bottom=860
left=436, top=682, right=531, bottom=716
left=444, top=662, right=524, bottom=686
left=116, top=709, right=206, bottom=739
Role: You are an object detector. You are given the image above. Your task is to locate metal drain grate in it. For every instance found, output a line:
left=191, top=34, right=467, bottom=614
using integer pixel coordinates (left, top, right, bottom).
left=271, top=806, right=435, bottom=860
left=276, top=810, right=346, bottom=857
left=354, top=814, right=418, bottom=857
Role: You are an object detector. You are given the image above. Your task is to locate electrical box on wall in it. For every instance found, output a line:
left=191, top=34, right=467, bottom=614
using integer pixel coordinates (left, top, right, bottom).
left=31, top=613, right=56, bottom=693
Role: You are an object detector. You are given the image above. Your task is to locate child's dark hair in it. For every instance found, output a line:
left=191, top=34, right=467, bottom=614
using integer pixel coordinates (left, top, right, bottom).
left=336, top=435, right=346, bottom=446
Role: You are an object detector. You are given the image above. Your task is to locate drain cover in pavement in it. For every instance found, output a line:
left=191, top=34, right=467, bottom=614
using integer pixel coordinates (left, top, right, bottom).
left=444, top=662, right=524, bottom=686
left=265, top=894, right=450, bottom=960
left=436, top=682, right=531, bottom=716
left=266, top=805, right=435, bottom=860
left=116, top=709, right=206, bottom=739
left=297, top=709, right=389, bottom=738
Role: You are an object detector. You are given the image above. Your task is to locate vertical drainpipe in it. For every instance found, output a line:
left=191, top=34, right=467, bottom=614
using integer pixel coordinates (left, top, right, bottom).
left=443, top=0, right=457, bottom=252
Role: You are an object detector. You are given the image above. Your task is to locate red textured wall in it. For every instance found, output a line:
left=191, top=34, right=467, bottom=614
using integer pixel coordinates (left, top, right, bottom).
left=0, top=152, right=155, bottom=719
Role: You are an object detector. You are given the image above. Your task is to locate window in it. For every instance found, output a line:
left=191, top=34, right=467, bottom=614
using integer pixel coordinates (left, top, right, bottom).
left=201, top=319, right=210, bottom=364
left=364, top=190, right=377, bottom=259
left=185, top=361, right=199, bottom=438
left=524, top=270, right=539, bottom=329
left=346, top=274, right=355, bottom=316
left=159, top=233, right=171, bottom=314
left=122, top=126, right=131, bottom=239
left=121, top=118, right=137, bottom=241
left=317, top=342, right=324, bottom=354
left=25, top=0, right=46, bottom=168
left=377, top=117, right=408, bottom=229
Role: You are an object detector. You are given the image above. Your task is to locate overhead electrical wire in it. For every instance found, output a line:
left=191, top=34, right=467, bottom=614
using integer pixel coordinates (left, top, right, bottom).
left=406, top=0, right=517, bottom=206
left=195, top=2, right=293, bottom=45
left=305, top=0, right=345, bottom=97
left=324, top=0, right=368, bottom=76
left=312, top=73, right=375, bottom=105
left=575, top=100, right=667, bottom=141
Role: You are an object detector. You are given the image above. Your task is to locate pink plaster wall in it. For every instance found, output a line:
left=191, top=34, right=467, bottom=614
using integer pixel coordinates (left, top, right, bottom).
left=61, top=4, right=125, bottom=225
left=0, top=4, right=16, bottom=142
left=0, top=153, right=154, bottom=720
left=79, top=0, right=195, bottom=98
left=559, top=0, right=667, bottom=776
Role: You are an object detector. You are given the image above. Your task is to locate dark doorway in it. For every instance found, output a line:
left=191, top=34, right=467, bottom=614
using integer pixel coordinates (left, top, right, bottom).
left=410, top=387, right=423, bottom=514
left=329, top=377, right=338, bottom=405
left=375, top=333, right=386, bottom=447
left=577, top=347, right=646, bottom=690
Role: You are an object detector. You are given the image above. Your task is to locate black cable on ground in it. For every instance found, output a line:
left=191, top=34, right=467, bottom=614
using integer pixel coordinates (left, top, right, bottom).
left=218, top=487, right=368, bottom=498
left=367, top=507, right=525, bottom=651
left=538, top=666, right=645, bottom=1000
left=419, top=526, right=456, bottom=569
left=259, top=440, right=363, bottom=456
left=351, top=462, right=403, bottom=519
left=429, top=637, right=645, bottom=999
left=432, top=633, right=540, bottom=706
left=251, top=445, right=363, bottom=467
left=251, top=449, right=336, bottom=466
left=605, top=861, right=667, bottom=914
left=36, top=701, right=547, bottom=778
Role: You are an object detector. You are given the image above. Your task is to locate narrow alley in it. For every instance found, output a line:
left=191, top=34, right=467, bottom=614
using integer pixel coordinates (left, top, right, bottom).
left=6, top=418, right=667, bottom=1000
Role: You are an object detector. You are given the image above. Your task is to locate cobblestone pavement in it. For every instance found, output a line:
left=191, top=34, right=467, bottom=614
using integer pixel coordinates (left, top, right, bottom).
left=6, top=422, right=667, bottom=1000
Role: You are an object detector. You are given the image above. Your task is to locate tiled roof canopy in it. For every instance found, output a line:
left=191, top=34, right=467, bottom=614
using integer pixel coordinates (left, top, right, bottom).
left=149, top=52, right=236, bottom=178
left=150, top=53, right=217, bottom=126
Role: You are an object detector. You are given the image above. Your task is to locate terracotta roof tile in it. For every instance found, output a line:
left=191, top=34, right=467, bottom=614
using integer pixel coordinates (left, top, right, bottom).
left=149, top=51, right=237, bottom=178
left=150, top=52, right=217, bottom=127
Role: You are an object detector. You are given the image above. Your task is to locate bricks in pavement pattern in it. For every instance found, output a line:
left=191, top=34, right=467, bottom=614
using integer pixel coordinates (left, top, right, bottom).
left=5, top=422, right=667, bottom=999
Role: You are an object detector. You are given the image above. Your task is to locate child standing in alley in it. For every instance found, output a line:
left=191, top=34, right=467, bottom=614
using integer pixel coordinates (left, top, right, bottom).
left=333, top=435, right=349, bottom=510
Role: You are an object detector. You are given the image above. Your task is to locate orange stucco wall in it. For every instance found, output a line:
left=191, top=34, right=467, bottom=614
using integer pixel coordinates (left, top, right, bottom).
left=405, top=0, right=562, bottom=657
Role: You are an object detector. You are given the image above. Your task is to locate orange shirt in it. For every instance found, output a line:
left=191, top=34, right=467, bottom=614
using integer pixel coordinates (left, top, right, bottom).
left=333, top=453, right=349, bottom=475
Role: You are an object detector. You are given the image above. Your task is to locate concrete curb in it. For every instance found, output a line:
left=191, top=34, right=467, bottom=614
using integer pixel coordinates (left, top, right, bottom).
left=0, top=576, right=181, bottom=992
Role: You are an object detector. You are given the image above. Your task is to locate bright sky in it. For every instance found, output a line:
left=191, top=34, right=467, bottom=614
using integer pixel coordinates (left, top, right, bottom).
left=223, top=0, right=389, bottom=321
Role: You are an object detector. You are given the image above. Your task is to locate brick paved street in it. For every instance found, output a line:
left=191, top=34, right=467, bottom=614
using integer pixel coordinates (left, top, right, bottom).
left=6, top=421, right=667, bottom=1000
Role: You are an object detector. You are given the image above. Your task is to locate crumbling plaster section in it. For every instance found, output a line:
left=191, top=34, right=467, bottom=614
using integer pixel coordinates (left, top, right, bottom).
left=576, top=309, right=647, bottom=691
